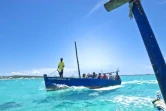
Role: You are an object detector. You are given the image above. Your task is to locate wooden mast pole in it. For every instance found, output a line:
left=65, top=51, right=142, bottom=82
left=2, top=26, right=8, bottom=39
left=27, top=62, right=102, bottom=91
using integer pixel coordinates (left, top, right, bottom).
left=74, top=41, right=81, bottom=78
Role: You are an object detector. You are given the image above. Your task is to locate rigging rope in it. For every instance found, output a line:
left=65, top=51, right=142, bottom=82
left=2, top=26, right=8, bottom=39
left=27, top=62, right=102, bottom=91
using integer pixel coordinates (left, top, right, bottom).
left=129, top=0, right=142, bottom=19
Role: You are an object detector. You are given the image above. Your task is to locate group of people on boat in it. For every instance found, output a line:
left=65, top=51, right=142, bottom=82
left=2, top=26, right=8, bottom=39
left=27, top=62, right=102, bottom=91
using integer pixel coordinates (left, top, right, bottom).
left=82, top=72, right=120, bottom=80
left=56, top=58, right=120, bottom=80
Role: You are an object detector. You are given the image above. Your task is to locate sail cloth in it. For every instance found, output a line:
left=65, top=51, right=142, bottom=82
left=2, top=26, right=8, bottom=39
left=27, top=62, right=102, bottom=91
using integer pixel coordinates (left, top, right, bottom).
left=104, top=0, right=130, bottom=12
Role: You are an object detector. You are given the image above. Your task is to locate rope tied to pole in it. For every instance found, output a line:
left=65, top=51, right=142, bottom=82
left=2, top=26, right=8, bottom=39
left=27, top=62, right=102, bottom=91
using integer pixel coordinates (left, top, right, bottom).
left=48, top=70, right=57, bottom=76
left=129, top=1, right=134, bottom=19
left=129, top=0, right=142, bottom=19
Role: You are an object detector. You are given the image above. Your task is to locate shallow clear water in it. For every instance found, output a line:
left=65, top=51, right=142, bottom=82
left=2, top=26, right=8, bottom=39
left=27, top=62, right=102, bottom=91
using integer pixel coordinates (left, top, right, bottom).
left=0, top=75, right=161, bottom=111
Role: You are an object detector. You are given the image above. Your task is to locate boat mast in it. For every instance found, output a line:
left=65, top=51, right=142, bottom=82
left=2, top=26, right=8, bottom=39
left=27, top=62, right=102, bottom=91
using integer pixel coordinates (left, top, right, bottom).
left=74, top=41, right=81, bottom=78
left=131, top=1, right=166, bottom=103
left=104, top=0, right=166, bottom=102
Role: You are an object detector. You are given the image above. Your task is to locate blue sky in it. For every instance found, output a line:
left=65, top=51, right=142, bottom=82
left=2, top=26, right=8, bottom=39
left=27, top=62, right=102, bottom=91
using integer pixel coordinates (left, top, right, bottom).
left=0, top=0, right=166, bottom=76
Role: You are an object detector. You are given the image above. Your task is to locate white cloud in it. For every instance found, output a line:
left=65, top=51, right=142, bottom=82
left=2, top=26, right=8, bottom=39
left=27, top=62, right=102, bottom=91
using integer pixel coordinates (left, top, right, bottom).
left=1, top=68, right=77, bottom=77
left=85, top=0, right=108, bottom=17
left=164, top=57, right=166, bottom=61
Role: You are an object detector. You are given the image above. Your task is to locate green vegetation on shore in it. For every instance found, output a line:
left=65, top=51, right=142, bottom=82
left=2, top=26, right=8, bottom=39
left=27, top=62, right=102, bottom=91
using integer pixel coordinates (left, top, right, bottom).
left=0, top=75, right=43, bottom=79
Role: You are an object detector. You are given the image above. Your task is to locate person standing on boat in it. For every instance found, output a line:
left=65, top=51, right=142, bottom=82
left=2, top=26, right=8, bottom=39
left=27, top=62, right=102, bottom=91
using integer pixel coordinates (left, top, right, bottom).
left=57, top=58, right=65, bottom=78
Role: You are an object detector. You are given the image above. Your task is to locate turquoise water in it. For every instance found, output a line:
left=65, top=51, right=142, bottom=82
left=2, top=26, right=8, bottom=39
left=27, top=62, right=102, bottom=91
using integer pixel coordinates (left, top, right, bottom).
left=0, top=75, right=161, bottom=111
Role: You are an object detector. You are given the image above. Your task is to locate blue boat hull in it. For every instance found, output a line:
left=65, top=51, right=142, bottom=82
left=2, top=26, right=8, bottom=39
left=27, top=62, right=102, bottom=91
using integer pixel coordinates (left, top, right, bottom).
left=43, top=74, right=122, bottom=91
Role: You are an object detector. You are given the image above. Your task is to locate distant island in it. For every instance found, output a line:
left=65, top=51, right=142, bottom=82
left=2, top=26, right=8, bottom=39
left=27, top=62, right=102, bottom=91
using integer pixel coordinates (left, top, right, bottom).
left=121, top=74, right=154, bottom=76
left=0, top=75, right=43, bottom=80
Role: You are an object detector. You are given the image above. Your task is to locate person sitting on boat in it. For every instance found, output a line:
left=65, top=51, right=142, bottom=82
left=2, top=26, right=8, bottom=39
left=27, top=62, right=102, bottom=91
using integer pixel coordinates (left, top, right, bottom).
left=92, top=72, right=96, bottom=78
left=57, top=58, right=65, bottom=78
left=88, top=73, right=93, bottom=78
left=98, top=73, right=102, bottom=79
left=103, top=74, right=108, bottom=79
left=82, top=73, right=87, bottom=78
left=115, top=71, right=120, bottom=80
